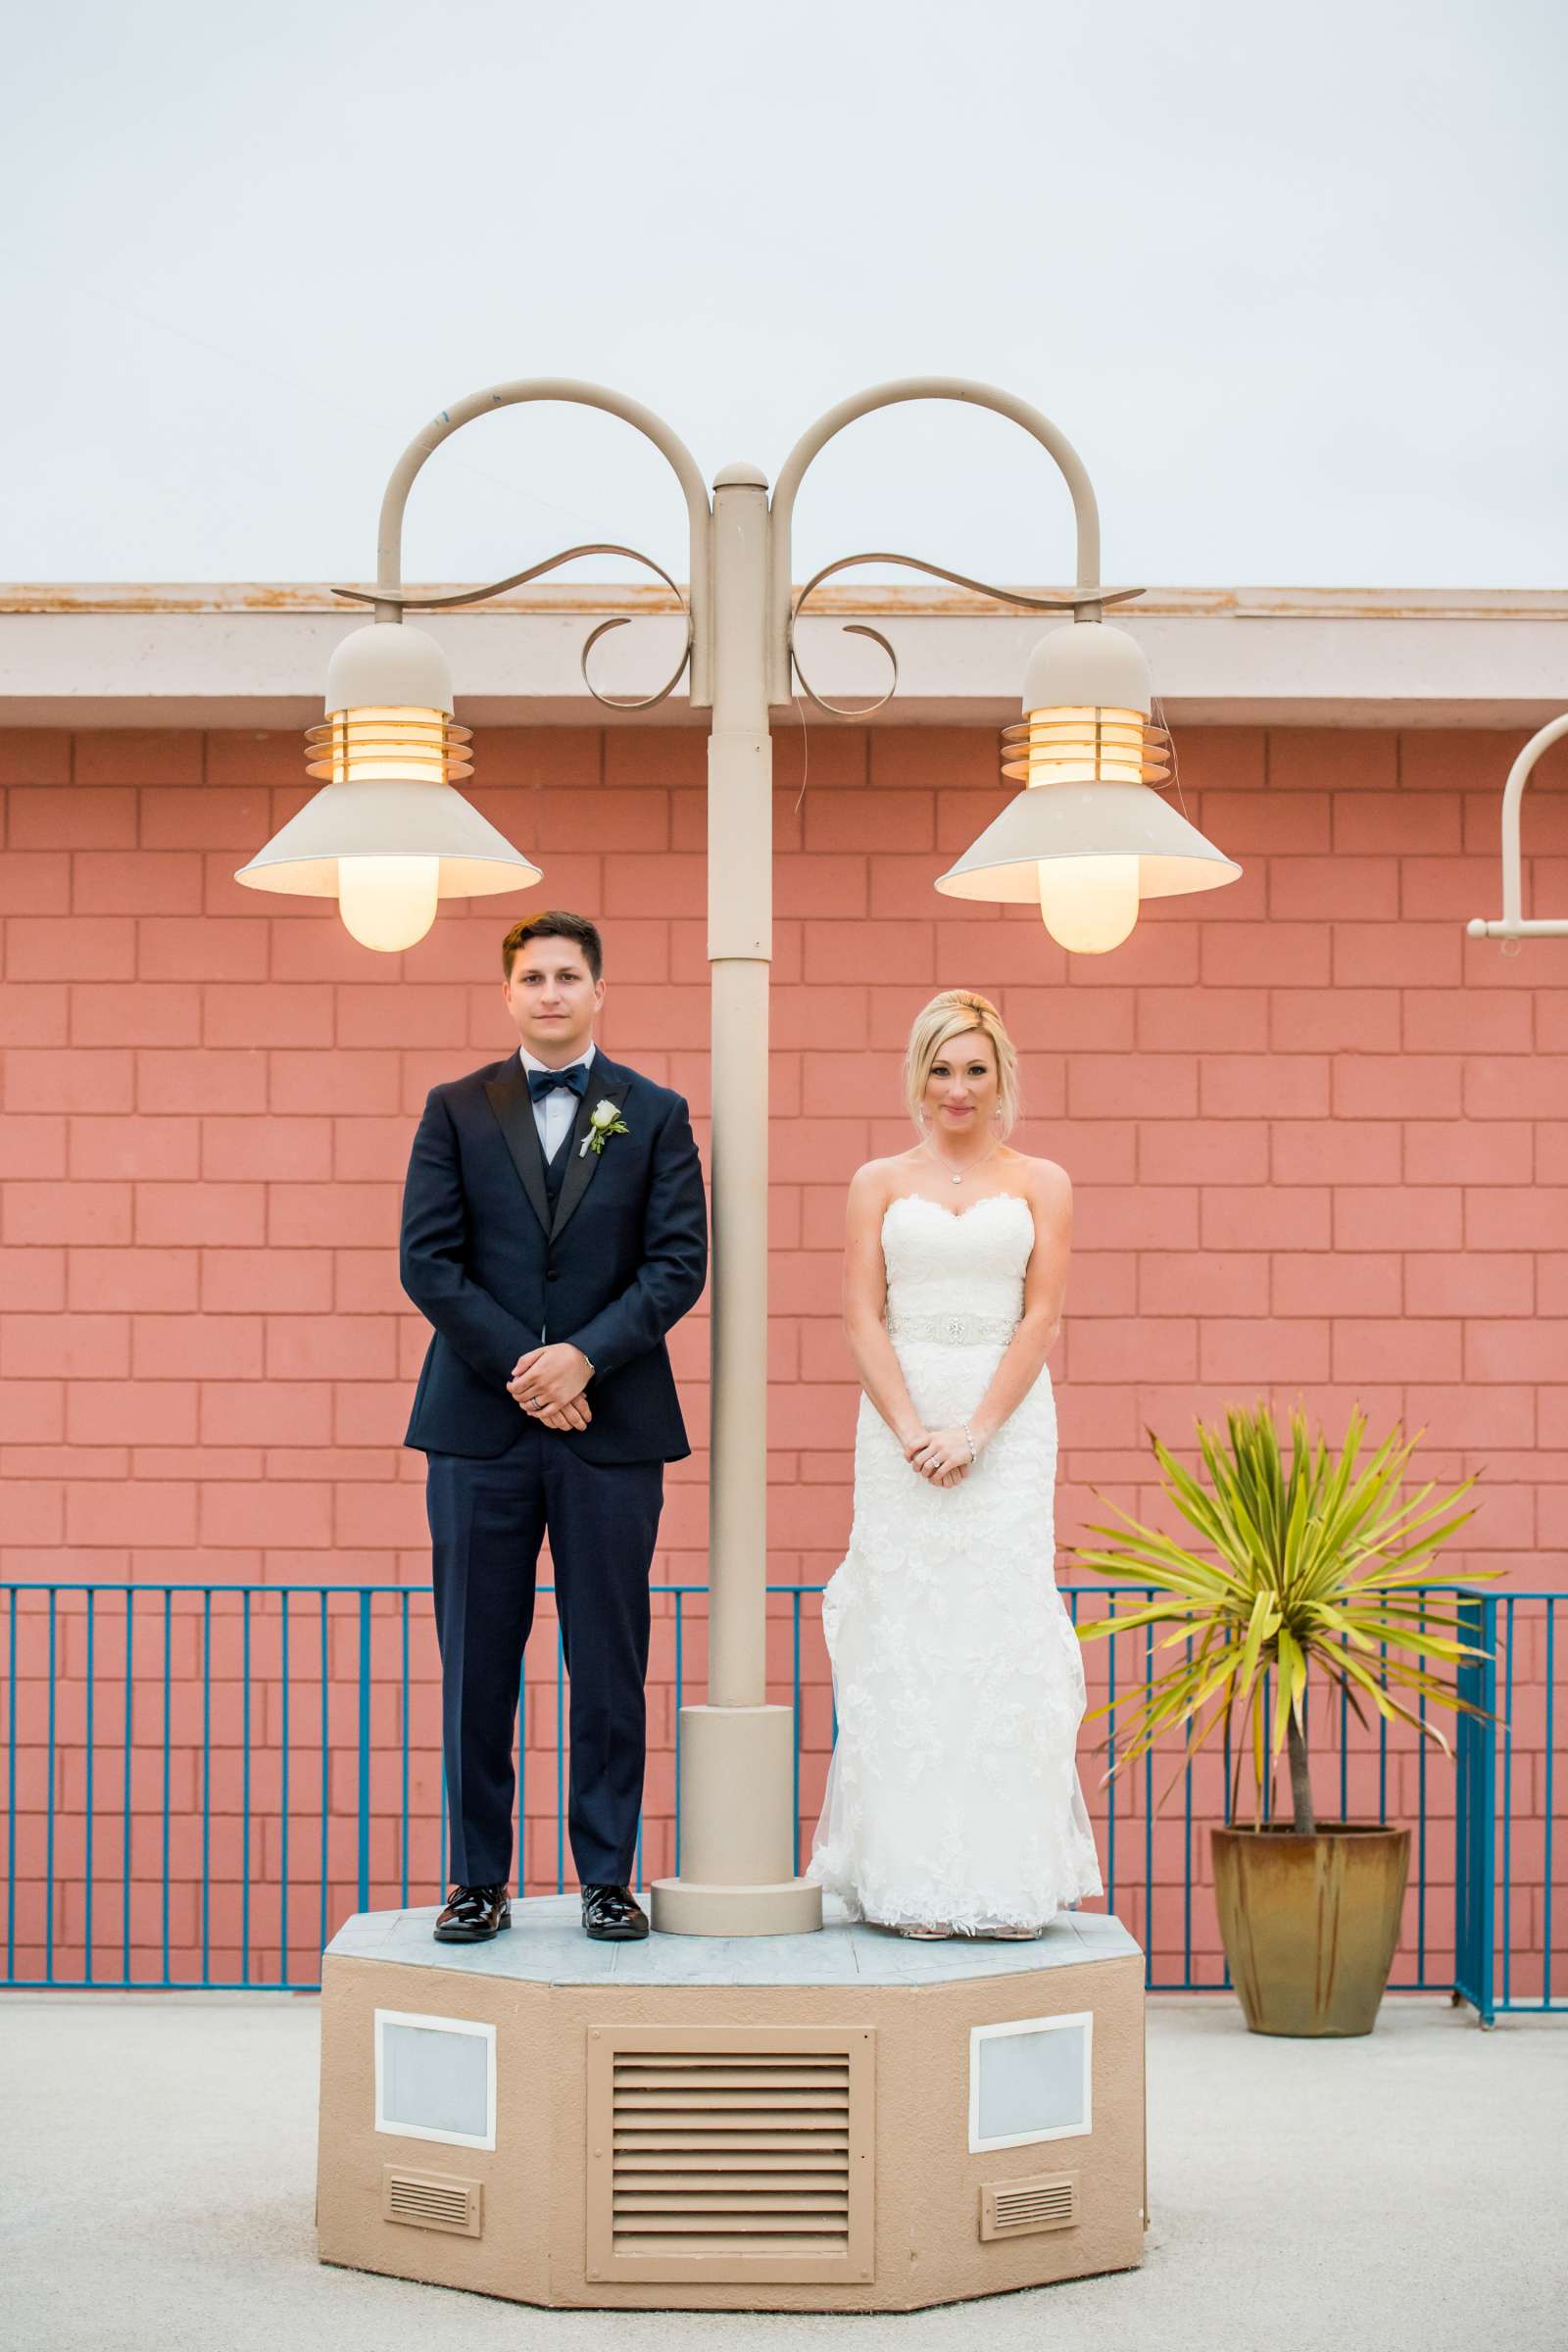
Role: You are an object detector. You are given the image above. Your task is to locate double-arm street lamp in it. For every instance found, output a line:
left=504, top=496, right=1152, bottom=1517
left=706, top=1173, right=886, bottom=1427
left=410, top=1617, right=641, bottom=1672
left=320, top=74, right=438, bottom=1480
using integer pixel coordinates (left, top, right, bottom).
left=237, top=377, right=1241, bottom=1935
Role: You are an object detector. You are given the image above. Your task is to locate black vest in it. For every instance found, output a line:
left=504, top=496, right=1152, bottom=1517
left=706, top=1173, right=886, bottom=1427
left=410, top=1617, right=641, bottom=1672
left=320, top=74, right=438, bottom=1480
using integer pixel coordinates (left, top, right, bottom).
left=541, top=1122, right=572, bottom=1211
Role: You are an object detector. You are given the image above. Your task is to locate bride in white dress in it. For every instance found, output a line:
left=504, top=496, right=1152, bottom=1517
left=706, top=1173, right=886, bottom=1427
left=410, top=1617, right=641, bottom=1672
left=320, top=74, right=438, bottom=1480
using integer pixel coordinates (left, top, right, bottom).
left=807, top=989, right=1103, bottom=1938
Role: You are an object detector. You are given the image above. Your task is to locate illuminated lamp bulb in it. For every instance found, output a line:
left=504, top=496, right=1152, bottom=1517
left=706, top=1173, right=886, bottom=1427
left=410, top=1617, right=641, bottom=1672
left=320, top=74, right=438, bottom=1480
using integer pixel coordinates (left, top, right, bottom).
left=338, top=854, right=442, bottom=952
left=1037, top=856, right=1141, bottom=953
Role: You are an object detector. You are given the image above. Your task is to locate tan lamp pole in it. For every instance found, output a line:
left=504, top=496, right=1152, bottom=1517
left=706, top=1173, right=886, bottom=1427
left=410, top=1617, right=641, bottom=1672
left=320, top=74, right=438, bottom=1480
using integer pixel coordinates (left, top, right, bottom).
left=237, top=377, right=1240, bottom=1936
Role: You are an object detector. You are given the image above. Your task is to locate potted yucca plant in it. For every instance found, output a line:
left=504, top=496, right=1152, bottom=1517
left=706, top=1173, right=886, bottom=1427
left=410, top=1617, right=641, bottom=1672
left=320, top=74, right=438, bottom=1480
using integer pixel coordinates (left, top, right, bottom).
left=1072, top=1399, right=1494, bottom=2037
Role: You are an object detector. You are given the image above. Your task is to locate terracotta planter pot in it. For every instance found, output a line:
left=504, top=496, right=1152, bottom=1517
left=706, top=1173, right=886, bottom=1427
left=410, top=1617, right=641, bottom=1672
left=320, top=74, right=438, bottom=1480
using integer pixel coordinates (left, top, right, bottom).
left=1210, top=1821, right=1410, bottom=2037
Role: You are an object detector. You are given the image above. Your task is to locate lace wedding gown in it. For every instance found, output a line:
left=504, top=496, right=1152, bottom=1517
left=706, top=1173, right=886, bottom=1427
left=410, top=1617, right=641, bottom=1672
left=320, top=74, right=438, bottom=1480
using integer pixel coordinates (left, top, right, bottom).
left=807, top=1192, right=1103, bottom=1934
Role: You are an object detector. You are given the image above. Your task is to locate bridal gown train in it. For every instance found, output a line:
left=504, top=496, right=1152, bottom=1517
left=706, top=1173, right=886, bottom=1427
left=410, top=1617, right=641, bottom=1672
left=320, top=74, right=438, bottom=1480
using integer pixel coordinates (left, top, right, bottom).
left=807, top=1191, right=1103, bottom=1934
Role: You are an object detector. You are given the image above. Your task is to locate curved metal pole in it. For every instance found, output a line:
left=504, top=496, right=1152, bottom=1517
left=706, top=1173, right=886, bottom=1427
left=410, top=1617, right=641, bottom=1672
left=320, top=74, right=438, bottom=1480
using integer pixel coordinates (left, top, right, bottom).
left=766, top=376, right=1104, bottom=706
left=1466, top=711, right=1568, bottom=941
left=371, top=377, right=712, bottom=706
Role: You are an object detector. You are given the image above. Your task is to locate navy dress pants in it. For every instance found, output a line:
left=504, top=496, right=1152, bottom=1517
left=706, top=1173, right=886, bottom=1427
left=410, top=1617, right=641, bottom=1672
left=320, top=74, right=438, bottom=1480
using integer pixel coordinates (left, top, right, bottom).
left=424, top=1418, right=664, bottom=1891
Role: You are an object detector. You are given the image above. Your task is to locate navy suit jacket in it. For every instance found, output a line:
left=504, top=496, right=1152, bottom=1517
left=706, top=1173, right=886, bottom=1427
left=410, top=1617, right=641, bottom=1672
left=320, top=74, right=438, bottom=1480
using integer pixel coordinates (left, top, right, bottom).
left=399, top=1048, right=708, bottom=1464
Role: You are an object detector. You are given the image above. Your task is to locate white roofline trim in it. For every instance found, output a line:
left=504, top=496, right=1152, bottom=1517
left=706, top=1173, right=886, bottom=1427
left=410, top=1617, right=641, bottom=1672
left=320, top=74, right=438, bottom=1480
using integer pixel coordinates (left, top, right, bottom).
left=1, top=585, right=1564, bottom=729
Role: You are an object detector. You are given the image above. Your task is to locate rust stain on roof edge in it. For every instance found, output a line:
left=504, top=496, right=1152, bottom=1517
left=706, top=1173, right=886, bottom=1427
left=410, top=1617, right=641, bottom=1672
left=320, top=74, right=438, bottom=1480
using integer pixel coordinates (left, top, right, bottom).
left=1, top=583, right=1565, bottom=622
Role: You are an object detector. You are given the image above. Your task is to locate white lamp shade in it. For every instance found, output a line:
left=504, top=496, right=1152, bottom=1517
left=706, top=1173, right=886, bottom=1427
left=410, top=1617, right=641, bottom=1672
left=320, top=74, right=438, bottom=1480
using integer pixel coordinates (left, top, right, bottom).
left=234, top=779, right=541, bottom=901
left=936, top=782, right=1241, bottom=905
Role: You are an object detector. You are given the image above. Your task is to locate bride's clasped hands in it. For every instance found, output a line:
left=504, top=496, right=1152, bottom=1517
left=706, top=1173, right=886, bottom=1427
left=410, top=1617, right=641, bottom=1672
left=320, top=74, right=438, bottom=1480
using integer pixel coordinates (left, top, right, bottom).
left=901, top=1421, right=977, bottom=1486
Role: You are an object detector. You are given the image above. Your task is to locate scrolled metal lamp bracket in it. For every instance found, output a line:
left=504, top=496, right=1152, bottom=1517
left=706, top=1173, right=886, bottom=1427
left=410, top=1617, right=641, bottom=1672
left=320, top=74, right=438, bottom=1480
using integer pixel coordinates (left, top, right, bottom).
left=787, top=549, right=1145, bottom=718
left=332, top=541, right=696, bottom=712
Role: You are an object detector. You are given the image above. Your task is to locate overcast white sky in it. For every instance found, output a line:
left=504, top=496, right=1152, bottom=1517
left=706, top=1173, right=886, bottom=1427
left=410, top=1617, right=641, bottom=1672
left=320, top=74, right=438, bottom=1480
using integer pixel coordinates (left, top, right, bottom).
left=3, top=0, right=1564, bottom=591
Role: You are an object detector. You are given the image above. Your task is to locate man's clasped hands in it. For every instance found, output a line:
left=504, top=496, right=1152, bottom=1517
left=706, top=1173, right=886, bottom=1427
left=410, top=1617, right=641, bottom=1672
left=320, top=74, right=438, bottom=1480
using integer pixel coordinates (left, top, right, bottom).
left=507, top=1343, right=595, bottom=1431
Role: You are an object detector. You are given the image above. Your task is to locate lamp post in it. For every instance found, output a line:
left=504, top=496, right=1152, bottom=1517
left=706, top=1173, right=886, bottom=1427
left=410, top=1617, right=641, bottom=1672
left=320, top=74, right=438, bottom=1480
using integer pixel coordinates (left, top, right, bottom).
left=238, top=377, right=1241, bottom=1936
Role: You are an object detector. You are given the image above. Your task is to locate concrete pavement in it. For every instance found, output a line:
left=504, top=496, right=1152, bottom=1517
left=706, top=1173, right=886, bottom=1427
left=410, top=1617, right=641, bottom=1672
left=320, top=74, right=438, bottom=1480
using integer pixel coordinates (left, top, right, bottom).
left=1, top=1991, right=1562, bottom=2351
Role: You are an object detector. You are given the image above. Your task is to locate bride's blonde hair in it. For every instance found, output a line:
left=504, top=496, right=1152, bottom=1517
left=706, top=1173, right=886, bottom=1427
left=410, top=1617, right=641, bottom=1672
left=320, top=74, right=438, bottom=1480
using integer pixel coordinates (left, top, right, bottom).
left=903, top=990, right=1020, bottom=1142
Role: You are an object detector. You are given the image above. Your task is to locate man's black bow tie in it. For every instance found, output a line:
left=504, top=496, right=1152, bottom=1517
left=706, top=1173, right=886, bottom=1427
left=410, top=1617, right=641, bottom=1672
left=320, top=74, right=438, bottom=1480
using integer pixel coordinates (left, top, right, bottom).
left=527, top=1063, right=590, bottom=1102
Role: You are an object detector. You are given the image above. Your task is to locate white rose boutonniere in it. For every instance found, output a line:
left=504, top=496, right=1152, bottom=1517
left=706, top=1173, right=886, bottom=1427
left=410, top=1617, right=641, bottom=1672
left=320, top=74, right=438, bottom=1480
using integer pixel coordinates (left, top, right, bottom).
left=580, top=1098, right=632, bottom=1157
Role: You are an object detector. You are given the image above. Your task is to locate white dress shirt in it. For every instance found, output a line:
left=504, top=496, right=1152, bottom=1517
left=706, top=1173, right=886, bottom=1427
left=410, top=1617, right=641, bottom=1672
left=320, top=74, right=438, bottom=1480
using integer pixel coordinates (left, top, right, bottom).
left=517, top=1039, right=597, bottom=1164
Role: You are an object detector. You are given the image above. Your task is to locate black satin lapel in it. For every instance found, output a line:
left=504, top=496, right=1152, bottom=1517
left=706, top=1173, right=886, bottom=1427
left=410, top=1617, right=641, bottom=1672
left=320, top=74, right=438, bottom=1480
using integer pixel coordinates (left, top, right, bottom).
left=483, top=1070, right=553, bottom=1237
left=551, top=1076, right=632, bottom=1241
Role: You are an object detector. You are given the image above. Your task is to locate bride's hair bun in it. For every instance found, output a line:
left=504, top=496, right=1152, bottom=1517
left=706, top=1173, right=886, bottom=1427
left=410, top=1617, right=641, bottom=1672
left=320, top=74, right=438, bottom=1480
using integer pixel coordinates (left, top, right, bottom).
left=903, top=990, right=1021, bottom=1139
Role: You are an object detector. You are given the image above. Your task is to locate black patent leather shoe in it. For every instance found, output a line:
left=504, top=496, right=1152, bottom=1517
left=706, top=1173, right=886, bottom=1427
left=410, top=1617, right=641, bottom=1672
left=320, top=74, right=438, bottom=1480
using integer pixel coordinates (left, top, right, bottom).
left=581, top=1883, right=649, bottom=1940
left=433, top=1883, right=512, bottom=1942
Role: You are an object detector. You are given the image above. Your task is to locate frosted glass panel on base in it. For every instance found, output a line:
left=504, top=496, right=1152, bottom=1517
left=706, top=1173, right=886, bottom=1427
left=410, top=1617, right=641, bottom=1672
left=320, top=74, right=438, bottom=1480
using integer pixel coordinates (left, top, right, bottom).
left=374, top=2009, right=496, bottom=2150
left=969, top=2011, right=1093, bottom=2152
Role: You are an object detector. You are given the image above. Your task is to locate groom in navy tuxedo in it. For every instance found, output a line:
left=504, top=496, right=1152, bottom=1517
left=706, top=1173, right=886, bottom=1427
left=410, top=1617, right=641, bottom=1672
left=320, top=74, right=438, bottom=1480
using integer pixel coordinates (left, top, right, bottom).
left=399, top=911, right=708, bottom=1942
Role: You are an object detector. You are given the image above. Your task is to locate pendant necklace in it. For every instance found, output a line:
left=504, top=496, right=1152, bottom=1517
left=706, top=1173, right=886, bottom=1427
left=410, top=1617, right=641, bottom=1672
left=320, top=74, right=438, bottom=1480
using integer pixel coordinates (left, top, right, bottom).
left=921, top=1134, right=1002, bottom=1188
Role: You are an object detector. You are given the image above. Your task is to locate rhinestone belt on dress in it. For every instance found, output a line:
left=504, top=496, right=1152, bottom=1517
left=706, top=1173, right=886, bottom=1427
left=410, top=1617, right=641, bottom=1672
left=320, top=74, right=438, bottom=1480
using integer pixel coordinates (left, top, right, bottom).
left=886, top=1308, right=1020, bottom=1347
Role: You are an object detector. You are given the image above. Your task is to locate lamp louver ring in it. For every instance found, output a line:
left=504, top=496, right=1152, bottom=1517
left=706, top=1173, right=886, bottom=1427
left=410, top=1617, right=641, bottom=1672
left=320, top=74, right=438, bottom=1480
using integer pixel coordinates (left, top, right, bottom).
left=305, top=709, right=474, bottom=786
left=1001, top=707, right=1172, bottom=789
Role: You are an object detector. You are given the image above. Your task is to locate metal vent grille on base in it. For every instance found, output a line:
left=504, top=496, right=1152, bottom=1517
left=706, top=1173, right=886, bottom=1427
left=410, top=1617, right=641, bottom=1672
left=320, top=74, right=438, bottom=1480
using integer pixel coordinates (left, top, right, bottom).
left=586, top=2026, right=875, bottom=2285
left=980, top=2169, right=1078, bottom=2240
left=381, top=2163, right=482, bottom=2236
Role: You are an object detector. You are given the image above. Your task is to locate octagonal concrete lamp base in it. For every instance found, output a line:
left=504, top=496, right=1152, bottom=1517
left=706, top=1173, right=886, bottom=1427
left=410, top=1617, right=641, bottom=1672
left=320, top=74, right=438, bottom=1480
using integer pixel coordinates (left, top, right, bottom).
left=317, top=1895, right=1147, bottom=2313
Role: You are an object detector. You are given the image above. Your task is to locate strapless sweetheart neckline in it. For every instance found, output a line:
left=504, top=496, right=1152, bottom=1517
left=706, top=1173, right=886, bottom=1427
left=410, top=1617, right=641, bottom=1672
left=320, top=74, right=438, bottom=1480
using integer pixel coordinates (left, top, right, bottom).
left=881, top=1191, right=1033, bottom=1230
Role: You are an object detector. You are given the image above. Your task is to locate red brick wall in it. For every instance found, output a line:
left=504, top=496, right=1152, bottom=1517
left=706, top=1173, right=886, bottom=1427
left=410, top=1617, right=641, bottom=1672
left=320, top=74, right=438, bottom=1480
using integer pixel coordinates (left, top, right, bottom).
left=2, top=719, right=1565, bottom=1985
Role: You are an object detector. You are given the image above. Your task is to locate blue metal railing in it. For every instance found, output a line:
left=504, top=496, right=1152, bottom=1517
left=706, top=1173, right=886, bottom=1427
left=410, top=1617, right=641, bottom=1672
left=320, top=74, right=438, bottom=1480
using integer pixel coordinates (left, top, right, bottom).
left=0, top=1579, right=1559, bottom=2016
left=1453, top=1593, right=1496, bottom=2024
